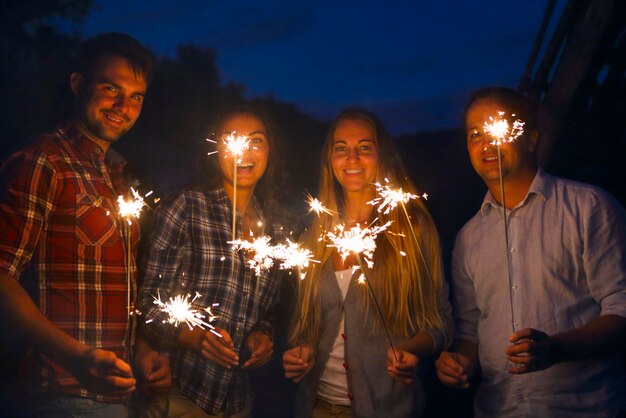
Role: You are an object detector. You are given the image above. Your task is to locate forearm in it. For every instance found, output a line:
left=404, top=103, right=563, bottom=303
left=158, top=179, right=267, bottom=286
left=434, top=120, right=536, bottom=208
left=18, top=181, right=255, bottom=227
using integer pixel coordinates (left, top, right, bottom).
left=0, top=274, right=88, bottom=367
left=400, top=331, right=435, bottom=358
left=453, top=338, right=479, bottom=373
left=551, top=314, right=626, bottom=363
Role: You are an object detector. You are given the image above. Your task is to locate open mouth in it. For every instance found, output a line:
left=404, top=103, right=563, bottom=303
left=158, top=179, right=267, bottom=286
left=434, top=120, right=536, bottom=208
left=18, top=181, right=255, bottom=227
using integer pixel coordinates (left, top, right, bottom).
left=237, top=161, right=255, bottom=173
left=104, top=112, right=126, bottom=126
left=344, top=169, right=364, bottom=174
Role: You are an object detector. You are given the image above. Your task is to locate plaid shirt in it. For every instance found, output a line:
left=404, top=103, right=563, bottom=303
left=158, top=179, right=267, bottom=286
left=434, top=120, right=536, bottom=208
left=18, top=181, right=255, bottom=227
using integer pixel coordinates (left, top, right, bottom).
left=138, top=188, right=281, bottom=415
left=0, top=124, right=138, bottom=402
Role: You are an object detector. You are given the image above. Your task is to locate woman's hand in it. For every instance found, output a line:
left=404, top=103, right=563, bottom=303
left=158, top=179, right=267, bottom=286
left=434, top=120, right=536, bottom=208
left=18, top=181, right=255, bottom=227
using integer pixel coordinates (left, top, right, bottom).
left=282, top=344, right=315, bottom=383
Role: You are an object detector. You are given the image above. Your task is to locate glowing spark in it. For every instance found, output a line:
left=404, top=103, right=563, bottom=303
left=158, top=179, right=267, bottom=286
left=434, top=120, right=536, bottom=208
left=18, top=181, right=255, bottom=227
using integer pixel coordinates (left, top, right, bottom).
left=277, top=239, right=318, bottom=270
left=229, top=236, right=275, bottom=276
left=306, top=194, right=334, bottom=215
left=368, top=178, right=427, bottom=214
left=118, top=187, right=150, bottom=222
left=229, top=237, right=318, bottom=276
left=326, top=222, right=392, bottom=269
left=222, top=131, right=250, bottom=163
left=484, top=111, right=525, bottom=145
left=152, top=290, right=221, bottom=334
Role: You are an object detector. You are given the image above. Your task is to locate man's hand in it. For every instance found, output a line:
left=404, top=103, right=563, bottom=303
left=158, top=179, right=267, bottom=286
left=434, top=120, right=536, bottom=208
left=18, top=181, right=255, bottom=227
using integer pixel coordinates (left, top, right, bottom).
left=134, top=346, right=171, bottom=397
left=386, top=347, right=419, bottom=385
left=242, top=331, right=273, bottom=369
left=283, top=344, right=315, bottom=383
left=436, top=351, right=475, bottom=389
left=506, top=328, right=555, bottom=374
left=71, top=347, right=136, bottom=397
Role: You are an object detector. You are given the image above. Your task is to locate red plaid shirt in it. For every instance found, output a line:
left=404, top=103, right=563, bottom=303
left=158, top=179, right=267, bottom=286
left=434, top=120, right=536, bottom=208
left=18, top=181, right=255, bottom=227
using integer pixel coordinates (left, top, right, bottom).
left=0, top=124, right=139, bottom=402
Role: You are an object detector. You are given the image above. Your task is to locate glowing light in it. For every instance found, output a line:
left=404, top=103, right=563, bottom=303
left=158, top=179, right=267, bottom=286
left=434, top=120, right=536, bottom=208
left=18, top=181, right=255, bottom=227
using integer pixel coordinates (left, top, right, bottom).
left=152, top=290, right=221, bottom=335
left=306, top=194, right=334, bottom=216
left=117, top=187, right=150, bottom=222
left=368, top=178, right=427, bottom=214
left=222, top=131, right=250, bottom=163
left=229, top=237, right=318, bottom=276
left=326, top=222, right=392, bottom=269
left=484, top=111, right=525, bottom=145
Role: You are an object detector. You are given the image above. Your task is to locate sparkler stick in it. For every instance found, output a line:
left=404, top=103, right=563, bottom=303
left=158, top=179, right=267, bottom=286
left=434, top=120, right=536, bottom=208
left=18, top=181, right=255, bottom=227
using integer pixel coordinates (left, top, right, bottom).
left=483, top=111, right=525, bottom=333
left=117, top=187, right=150, bottom=361
left=326, top=222, right=398, bottom=363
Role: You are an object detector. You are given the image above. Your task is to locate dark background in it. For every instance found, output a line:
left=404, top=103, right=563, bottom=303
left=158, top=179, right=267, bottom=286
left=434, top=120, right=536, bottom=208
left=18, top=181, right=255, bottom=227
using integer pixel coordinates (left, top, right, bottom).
left=1, top=1, right=624, bottom=417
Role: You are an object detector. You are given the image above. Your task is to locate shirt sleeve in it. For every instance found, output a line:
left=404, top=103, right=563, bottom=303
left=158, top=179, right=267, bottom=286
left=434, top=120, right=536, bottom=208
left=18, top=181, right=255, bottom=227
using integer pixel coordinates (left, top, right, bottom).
left=582, top=189, right=626, bottom=319
left=137, top=192, right=189, bottom=349
left=451, top=230, right=480, bottom=344
left=0, top=149, right=57, bottom=279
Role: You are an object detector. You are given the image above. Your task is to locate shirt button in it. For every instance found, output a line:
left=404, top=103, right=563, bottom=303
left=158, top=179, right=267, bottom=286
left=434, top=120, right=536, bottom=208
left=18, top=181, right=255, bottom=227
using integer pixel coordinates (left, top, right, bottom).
left=343, top=362, right=349, bottom=369
left=514, top=321, right=519, bottom=327
left=510, top=247, right=516, bottom=253
left=512, top=284, right=518, bottom=290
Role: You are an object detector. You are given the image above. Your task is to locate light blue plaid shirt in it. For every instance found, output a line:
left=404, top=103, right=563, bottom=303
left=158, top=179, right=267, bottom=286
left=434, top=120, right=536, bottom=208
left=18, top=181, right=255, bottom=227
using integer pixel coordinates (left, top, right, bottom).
left=452, top=169, right=626, bottom=417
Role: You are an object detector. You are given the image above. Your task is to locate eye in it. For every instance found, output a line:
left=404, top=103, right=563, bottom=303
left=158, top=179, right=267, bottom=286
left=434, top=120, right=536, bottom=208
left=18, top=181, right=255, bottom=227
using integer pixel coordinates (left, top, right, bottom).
left=468, top=130, right=482, bottom=142
left=360, top=144, right=373, bottom=151
left=130, top=94, right=143, bottom=102
left=333, top=145, right=346, bottom=152
left=104, top=85, right=118, bottom=94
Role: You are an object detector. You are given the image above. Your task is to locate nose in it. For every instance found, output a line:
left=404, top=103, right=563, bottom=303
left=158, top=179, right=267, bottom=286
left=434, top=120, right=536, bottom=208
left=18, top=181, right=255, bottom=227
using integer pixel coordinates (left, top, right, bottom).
left=347, top=147, right=359, bottom=161
left=112, top=94, right=129, bottom=113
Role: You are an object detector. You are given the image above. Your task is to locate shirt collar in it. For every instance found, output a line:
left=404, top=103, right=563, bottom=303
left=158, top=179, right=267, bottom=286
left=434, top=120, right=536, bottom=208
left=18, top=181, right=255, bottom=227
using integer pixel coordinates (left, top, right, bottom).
left=57, top=123, right=126, bottom=170
left=480, top=168, right=550, bottom=216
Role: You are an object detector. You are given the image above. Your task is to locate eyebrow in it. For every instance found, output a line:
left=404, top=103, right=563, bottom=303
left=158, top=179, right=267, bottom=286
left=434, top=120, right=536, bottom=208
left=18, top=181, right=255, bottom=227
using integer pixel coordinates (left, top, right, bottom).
left=97, top=79, right=146, bottom=97
left=247, top=130, right=267, bottom=137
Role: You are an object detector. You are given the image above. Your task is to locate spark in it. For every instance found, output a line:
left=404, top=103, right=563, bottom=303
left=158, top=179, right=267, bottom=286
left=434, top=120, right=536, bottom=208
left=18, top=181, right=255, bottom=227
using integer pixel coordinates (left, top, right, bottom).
left=222, top=131, right=250, bottom=163
left=229, top=237, right=318, bottom=276
left=484, top=111, right=525, bottom=145
left=368, top=178, right=427, bottom=214
left=326, top=222, right=392, bottom=269
left=306, top=194, right=334, bottom=216
left=118, top=187, right=150, bottom=222
left=151, top=290, right=221, bottom=335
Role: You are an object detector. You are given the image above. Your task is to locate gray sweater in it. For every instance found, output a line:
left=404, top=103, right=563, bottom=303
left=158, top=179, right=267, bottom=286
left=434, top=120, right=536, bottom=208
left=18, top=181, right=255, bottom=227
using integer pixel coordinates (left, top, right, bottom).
left=295, top=261, right=454, bottom=418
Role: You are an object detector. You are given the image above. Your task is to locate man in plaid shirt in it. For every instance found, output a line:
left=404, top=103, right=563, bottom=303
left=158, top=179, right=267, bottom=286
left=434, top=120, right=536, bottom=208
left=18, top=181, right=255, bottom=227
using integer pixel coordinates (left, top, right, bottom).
left=0, top=32, right=170, bottom=417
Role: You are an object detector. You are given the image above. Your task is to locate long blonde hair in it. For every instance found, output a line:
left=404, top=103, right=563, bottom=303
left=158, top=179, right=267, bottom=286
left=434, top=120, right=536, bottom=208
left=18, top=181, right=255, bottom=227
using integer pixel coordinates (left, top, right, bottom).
left=290, top=108, right=445, bottom=346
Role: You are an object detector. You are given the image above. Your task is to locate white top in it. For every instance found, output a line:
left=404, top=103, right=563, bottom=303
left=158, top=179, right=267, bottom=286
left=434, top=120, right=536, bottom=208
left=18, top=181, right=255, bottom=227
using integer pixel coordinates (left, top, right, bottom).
left=317, top=268, right=352, bottom=405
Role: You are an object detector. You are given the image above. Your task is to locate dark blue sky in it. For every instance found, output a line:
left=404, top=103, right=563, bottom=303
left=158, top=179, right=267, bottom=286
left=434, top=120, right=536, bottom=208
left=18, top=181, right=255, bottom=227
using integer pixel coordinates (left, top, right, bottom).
left=71, top=0, right=561, bottom=134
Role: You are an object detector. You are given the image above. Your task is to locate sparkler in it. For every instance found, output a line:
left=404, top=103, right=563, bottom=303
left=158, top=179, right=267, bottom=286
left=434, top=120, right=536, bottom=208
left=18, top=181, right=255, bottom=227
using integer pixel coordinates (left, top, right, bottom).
left=368, top=179, right=434, bottom=294
left=228, top=237, right=317, bottom=276
left=151, top=290, right=221, bottom=336
left=117, top=187, right=152, bottom=361
left=483, top=111, right=525, bottom=333
left=326, top=222, right=399, bottom=362
left=306, top=194, right=334, bottom=216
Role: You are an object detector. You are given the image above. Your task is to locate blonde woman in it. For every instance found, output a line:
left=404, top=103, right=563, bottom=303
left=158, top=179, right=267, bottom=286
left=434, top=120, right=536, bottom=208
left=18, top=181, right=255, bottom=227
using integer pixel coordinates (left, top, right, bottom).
left=282, top=108, right=453, bottom=417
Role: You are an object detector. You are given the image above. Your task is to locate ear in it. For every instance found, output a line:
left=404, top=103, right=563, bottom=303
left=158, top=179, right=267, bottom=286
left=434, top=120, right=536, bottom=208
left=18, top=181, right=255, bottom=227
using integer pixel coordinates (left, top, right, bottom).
left=526, top=128, right=539, bottom=153
left=70, top=72, right=84, bottom=97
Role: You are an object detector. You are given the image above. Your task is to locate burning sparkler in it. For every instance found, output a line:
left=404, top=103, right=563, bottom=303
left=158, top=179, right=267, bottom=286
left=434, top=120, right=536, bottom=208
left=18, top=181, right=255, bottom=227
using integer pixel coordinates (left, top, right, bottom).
left=325, top=221, right=398, bottom=362
left=117, top=187, right=154, bottom=361
left=229, top=236, right=318, bottom=276
left=306, top=194, right=334, bottom=216
left=367, top=179, right=434, bottom=288
left=151, top=290, right=221, bottom=336
left=483, top=111, right=525, bottom=333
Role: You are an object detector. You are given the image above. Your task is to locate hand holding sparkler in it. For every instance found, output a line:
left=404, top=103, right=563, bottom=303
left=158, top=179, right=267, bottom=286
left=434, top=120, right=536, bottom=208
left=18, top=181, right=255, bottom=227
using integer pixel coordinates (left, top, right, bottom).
left=386, top=347, right=419, bottom=385
left=242, top=331, right=274, bottom=369
left=282, top=343, right=315, bottom=383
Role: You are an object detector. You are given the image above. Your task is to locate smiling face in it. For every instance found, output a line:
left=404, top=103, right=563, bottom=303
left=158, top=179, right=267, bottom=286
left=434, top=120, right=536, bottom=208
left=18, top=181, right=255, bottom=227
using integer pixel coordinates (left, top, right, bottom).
left=217, top=112, right=269, bottom=192
left=71, top=54, right=147, bottom=150
left=465, top=97, right=537, bottom=186
left=330, top=118, right=378, bottom=195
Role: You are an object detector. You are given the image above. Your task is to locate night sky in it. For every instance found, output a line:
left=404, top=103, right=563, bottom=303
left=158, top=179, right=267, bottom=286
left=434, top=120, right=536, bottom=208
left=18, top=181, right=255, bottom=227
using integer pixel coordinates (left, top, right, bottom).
left=65, top=0, right=561, bottom=134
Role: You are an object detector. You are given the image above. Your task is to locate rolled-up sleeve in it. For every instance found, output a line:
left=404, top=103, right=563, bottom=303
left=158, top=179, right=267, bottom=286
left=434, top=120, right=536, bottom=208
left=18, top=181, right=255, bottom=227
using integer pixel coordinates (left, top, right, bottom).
left=583, top=189, right=626, bottom=319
